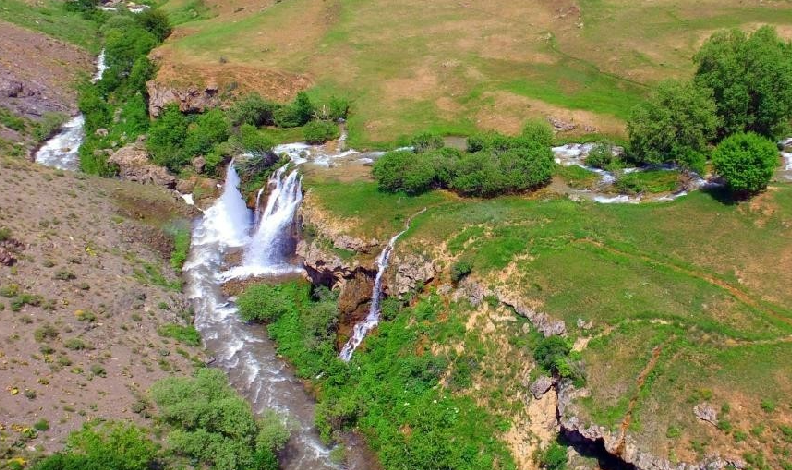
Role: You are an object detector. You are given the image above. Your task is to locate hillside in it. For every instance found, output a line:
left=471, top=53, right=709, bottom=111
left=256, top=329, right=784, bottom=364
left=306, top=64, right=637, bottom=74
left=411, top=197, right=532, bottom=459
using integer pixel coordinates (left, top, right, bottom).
left=153, top=0, right=792, bottom=145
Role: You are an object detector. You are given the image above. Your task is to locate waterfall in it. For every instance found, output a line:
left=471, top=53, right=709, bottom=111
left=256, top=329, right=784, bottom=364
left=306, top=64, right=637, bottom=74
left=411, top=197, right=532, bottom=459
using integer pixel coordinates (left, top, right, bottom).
left=253, top=187, right=265, bottom=228
left=183, top=164, right=341, bottom=470
left=199, top=163, right=252, bottom=249
left=220, top=165, right=304, bottom=279
left=35, top=49, right=106, bottom=171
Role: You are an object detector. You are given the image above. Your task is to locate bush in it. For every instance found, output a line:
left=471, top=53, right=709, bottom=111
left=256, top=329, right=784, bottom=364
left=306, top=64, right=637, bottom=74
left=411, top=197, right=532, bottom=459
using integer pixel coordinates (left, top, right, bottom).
left=273, top=92, right=314, bottom=128
left=157, top=323, right=201, bottom=346
left=228, top=93, right=280, bottom=127
left=628, top=80, right=719, bottom=165
left=373, top=150, right=436, bottom=194
left=711, top=132, right=778, bottom=195
left=303, top=120, right=340, bottom=144
left=237, top=282, right=304, bottom=323
left=533, top=335, right=571, bottom=372
left=450, top=260, right=472, bottom=283
left=34, top=419, right=50, bottom=431
left=410, top=132, right=445, bottom=153
left=538, top=442, right=568, bottom=470
left=147, top=104, right=190, bottom=171
left=31, top=422, right=156, bottom=470
left=695, top=26, right=792, bottom=138
left=520, top=119, right=554, bottom=147
left=584, top=142, right=620, bottom=169
left=135, top=9, right=172, bottom=42
left=235, top=124, right=275, bottom=156
left=184, top=109, right=231, bottom=159
left=151, top=369, right=289, bottom=470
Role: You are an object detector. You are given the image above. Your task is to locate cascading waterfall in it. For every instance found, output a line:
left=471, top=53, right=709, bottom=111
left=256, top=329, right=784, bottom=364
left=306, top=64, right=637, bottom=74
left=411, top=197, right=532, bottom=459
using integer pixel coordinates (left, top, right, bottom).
left=220, top=165, right=304, bottom=279
left=339, top=209, right=425, bottom=361
left=184, top=163, right=339, bottom=470
left=35, top=49, right=106, bottom=171
left=253, top=187, right=266, bottom=228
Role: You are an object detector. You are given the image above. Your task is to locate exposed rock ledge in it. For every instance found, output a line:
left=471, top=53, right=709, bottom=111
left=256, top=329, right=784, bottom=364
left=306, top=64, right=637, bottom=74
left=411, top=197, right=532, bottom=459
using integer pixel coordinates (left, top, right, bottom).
left=557, top=381, right=746, bottom=470
left=146, top=80, right=221, bottom=117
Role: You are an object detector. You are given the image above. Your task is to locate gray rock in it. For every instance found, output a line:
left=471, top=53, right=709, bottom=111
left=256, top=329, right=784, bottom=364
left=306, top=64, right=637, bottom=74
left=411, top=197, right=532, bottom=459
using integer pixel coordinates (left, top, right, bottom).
left=693, top=403, right=718, bottom=426
left=530, top=375, right=554, bottom=399
left=108, top=144, right=175, bottom=188
left=95, top=128, right=109, bottom=137
left=192, top=156, right=206, bottom=174
left=391, top=252, right=436, bottom=297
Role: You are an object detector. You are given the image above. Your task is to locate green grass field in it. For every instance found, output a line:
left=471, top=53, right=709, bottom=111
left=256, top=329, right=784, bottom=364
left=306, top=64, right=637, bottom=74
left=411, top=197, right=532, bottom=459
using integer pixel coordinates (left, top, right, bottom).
left=0, top=0, right=101, bottom=52
left=156, top=0, right=792, bottom=146
left=303, top=174, right=792, bottom=466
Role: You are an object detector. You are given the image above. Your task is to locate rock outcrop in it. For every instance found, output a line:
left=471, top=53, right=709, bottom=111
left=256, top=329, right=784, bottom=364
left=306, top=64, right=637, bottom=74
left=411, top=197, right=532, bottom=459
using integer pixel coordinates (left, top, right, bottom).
left=107, top=136, right=176, bottom=188
left=146, top=80, right=221, bottom=117
left=390, top=252, right=436, bottom=297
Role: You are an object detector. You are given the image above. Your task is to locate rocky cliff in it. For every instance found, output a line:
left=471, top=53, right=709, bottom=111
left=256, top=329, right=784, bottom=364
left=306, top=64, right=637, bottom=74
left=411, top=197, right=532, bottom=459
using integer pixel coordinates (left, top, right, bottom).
left=145, top=80, right=221, bottom=117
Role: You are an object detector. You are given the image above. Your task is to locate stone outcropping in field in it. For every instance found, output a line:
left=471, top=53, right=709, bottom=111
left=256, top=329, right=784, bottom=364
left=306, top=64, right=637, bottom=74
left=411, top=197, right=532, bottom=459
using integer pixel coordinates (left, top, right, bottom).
left=107, top=136, right=176, bottom=188
left=145, top=80, right=221, bottom=117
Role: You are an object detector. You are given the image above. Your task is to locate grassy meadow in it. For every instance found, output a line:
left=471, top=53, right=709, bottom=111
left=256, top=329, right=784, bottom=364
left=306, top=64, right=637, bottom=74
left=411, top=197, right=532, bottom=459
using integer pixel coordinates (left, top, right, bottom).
left=303, top=173, right=792, bottom=466
left=0, top=0, right=101, bottom=52
left=156, top=0, right=792, bottom=146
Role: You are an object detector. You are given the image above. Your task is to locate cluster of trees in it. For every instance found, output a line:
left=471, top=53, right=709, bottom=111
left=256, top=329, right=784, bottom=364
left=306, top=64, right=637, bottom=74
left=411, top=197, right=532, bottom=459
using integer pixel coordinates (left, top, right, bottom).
left=31, top=369, right=290, bottom=470
left=145, top=91, right=348, bottom=175
left=628, top=26, right=791, bottom=195
left=373, top=121, right=556, bottom=197
left=78, top=8, right=172, bottom=175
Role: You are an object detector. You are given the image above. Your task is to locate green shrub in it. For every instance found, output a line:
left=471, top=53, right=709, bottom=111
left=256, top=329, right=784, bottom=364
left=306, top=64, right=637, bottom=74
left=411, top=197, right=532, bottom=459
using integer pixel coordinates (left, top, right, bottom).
left=584, top=142, right=620, bottom=169
left=303, top=120, right=340, bottom=144
left=237, top=282, right=305, bottom=323
left=31, top=421, right=156, bottom=470
left=34, top=324, right=58, bottom=342
left=34, top=418, right=50, bottom=431
left=712, top=132, right=778, bottom=195
left=451, top=260, right=473, bottom=283
left=64, top=338, right=88, bottom=350
left=410, top=131, right=445, bottom=153
left=157, top=323, right=201, bottom=346
left=135, top=9, right=172, bottom=42
left=273, top=92, right=314, bottom=128
left=147, top=104, right=190, bottom=171
left=228, top=93, right=280, bottom=127
left=533, top=335, right=571, bottom=373
left=761, top=399, right=776, bottom=413
left=520, top=119, right=554, bottom=147
left=151, top=369, right=288, bottom=470
left=538, top=442, right=567, bottom=470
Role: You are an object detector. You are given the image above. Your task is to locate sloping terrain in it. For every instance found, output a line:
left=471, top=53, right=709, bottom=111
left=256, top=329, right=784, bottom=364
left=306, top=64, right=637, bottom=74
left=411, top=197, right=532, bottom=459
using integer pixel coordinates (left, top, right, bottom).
left=302, top=172, right=792, bottom=468
left=154, top=0, right=792, bottom=145
left=0, top=158, right=202, bottom=458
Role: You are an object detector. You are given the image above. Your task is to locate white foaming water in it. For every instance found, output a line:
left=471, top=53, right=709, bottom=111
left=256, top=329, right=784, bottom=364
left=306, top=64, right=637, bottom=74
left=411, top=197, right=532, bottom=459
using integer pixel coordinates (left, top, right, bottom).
left=34, top=115, right=86, bottom=171
left=552, top=143, right=619, bottom=184
left=253, top=188, right=266, bottom=227
left=35, top=49, right=106, bottom=171
left=338, top=229, right=406, bottom=361
left=197, top=164, right=252, bottom=249
left=220, top=165, right=304, bottom=279
left=184, top=164, right=339, bottom=470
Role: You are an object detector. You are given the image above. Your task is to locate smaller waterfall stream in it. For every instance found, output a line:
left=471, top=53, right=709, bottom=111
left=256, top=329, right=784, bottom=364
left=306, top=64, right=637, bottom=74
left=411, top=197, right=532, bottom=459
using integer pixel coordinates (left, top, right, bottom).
left=339, top=209, right=425, bottom=361
left=35, top=50, right=106, bottom=171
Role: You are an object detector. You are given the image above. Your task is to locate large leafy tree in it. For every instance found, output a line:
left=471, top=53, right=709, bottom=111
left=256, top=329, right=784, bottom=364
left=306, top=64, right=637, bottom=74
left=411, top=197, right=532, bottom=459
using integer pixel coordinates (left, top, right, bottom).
left=627, top=80, right=719, bottom=166
left=712, top=132, right=778, bottom=194
left=695, top=26, right=792, bottom=138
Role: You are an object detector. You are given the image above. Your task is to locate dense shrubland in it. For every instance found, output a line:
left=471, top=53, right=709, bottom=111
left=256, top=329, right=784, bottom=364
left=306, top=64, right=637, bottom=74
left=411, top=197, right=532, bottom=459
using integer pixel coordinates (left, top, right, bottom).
left=373, top=121, right=555, bottom=197
left=627, top=26, right=791, bottom=195
left=30, top=369, right=289, bottom=470
left=78, top=9, right=171, bottom=175
left=235, top=281, right=516, bottom=470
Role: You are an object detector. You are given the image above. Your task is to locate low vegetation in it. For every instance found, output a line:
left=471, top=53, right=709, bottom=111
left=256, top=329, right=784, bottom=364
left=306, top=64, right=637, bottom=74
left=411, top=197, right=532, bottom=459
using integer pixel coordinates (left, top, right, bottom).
left=373, top=123, right=555, bottom=197
left=236, top=281, right=516, bottom=470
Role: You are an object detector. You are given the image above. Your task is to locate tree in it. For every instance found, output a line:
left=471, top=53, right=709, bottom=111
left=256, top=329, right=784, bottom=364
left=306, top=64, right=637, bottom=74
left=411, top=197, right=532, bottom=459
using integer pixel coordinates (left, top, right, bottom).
left=628, top=80, right=719, bottom=165
left=711, top=132, right=778, bottom=195
left=695, top=26, right=792, bottom=138
left=135, top=9, right=172, bottom=42
left=303, top=120, right=340, bottom=144
left=184, top=108, right=231, bottom=157
left=228, top=93, right=280, bottom=127
left=147, top=104, right=189, bottom=170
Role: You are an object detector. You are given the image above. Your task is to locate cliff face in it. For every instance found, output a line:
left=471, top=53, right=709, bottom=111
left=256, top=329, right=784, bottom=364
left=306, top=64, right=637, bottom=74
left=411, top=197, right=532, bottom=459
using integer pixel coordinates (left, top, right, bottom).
left=145, top=80, right=221, bottom=117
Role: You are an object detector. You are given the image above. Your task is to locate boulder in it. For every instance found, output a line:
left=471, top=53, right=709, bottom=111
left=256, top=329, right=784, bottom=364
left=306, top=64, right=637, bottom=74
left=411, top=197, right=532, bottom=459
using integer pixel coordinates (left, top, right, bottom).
left=192, top=156, right=206, bottom=174
left=693, top=403, right=718, bottom=426
left=391, top=252, right=436, bottom=297
left=146, top=80, right=221, bottom=117
left=530, top=375, right=554, bottom=399
left=108, top=144, right=176, bottom=189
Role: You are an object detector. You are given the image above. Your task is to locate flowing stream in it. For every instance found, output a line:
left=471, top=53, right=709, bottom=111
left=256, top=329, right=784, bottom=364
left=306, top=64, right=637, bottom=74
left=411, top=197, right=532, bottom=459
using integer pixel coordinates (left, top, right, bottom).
left=184, top=164, right=341, bottom=469
left=35, top=50, right=106, bottom=171
left=339, top=229, right=405, bottom=361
